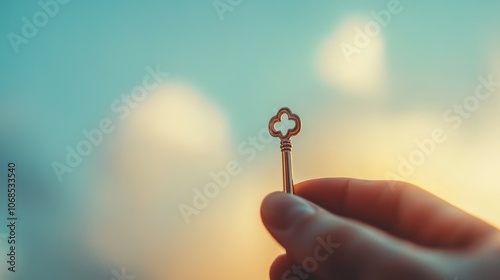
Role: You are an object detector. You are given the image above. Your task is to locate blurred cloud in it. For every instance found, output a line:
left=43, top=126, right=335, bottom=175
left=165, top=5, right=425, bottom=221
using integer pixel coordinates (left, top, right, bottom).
left=104, top=82, right=232, bottom=190
left=86, top=82, right=234, bottom=275
left=317, top=15, right=387, bottom=97
left=125, top=82, right=230, bottom=159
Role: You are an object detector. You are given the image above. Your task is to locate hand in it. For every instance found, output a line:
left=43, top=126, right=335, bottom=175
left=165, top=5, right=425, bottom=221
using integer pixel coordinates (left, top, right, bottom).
left=261, top=178, right=500, bottom=280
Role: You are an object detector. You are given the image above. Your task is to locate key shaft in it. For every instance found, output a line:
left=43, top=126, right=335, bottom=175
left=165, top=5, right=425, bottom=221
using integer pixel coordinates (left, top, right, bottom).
left=281, top=140, right=294, bottom=194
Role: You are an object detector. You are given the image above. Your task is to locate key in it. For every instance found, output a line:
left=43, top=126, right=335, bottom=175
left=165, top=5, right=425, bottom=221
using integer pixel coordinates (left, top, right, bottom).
left=268, top=107, right=302, bottom=194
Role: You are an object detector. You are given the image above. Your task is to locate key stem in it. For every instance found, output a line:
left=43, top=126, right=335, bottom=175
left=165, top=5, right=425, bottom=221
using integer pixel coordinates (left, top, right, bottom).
left=280, top=140, right=294, bottom=194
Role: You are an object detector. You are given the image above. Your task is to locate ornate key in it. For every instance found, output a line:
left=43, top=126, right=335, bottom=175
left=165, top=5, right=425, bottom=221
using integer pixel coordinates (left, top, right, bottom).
left=268, top=107, right=302, bottom=194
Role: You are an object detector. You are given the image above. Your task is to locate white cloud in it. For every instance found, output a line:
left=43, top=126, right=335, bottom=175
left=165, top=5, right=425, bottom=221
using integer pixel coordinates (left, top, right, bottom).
left=317, top=15, right=387, bottom=97
left=86, top=82, right=233, bottom=269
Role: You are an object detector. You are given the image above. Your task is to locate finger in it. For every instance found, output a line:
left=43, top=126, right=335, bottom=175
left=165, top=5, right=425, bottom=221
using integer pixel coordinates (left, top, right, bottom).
left=270, top=254, right=320, bottom=280
left=261, top=192, right=445, bottom=279
left=294, top=178, right=497, bottom=249
left=270, top=254, right=292, bottom=280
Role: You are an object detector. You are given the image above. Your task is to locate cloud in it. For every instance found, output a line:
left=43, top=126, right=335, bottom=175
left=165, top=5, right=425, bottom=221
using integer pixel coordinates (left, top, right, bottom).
left=317, top=15, right=387, bottom=97
left=86, top=82, right=233, bottom=270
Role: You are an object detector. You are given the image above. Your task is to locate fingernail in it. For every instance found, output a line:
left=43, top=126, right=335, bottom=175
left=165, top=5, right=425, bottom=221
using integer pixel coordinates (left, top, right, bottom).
left=262, top=192, right=316, bottom=232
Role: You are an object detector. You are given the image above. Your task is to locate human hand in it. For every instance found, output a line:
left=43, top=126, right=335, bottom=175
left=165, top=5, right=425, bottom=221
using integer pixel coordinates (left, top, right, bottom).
left=261, top=178, right=500, bottom=280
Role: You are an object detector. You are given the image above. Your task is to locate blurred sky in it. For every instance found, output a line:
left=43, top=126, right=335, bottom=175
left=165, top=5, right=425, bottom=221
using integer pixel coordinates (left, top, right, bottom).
left=1, top=0, right=500, bottom=279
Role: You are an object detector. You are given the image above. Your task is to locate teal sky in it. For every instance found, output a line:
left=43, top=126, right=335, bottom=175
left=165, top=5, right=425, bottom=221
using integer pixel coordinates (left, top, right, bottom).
left=2, top=1, right=499, bottom=146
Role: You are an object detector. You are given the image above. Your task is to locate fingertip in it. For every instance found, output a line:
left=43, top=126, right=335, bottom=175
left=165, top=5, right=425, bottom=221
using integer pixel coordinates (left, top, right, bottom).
left=260, top=192, right=288, bottom=229
left=269, top=254, right=293, bottom=280
left=269, top=254, right=321, bottom=280
left=260, top=191, right=317, bottom=234
left=260, top=192, right=286, bottom=215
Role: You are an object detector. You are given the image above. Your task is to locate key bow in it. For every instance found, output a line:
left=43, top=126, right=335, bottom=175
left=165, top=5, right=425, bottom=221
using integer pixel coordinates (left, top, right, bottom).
left=268, top=107, right=302, bottom=141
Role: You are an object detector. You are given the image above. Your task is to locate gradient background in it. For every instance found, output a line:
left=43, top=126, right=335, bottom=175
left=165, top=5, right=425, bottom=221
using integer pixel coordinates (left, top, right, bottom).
left=1, top=0, right=500, bottom=279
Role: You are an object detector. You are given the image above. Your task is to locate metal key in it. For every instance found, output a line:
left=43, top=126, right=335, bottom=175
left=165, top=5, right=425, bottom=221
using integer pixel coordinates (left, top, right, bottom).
left=268, top=107, right=302, bottom=194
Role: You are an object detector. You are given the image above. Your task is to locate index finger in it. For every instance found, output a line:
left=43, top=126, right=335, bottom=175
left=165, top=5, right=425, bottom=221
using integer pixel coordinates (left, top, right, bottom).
left=294, top=178, right=497, bottom=249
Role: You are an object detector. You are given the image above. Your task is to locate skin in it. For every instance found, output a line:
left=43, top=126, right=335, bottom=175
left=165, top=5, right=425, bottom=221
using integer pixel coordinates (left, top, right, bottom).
left=260, top=178, right=500, bottom=280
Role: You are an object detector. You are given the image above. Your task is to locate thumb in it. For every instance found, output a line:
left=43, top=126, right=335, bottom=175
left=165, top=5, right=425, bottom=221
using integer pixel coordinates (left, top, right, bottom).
left=261, top=192, right=447, bottom=280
